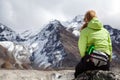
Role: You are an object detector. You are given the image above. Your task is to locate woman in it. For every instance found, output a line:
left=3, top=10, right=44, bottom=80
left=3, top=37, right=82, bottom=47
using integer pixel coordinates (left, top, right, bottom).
left=74, top=10, right=112, bottom=78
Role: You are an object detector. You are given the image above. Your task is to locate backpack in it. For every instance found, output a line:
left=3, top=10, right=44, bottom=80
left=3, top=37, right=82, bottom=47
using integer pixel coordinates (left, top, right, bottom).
left=85, top=45, right=109, bottom=67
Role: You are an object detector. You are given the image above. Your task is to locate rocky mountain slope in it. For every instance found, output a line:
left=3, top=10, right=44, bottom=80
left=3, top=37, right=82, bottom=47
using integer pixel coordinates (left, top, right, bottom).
left=0, top=41, right=32, bottom=69
left=25, top=20, right=80, bottom=69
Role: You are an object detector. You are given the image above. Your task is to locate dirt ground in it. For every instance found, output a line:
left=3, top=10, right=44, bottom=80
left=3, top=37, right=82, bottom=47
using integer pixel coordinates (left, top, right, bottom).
left=0, top=70, right=74, bottom=80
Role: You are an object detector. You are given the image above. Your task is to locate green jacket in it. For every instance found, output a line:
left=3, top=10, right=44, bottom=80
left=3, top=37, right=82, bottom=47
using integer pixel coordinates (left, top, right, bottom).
left=78, top=17, right=112, bottom=60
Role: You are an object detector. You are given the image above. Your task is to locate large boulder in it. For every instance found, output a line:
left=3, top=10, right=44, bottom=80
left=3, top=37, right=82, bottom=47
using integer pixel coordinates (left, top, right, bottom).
left=76, top=70, right=119, bottom=80
left=0, top=44, right=16, bottom=69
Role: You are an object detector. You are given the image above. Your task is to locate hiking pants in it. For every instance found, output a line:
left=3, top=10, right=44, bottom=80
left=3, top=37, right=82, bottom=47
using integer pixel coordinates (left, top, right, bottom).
left=74, top=56, right=110, bottom=78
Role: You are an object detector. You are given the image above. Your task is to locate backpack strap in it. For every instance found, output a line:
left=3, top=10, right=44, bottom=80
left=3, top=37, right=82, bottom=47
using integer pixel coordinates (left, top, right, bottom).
left=86, top=45, right=94, bottom=55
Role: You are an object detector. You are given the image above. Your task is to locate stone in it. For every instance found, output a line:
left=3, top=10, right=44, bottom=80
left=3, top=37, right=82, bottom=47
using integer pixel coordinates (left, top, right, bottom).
left=76, top=70, right=119, bottom=80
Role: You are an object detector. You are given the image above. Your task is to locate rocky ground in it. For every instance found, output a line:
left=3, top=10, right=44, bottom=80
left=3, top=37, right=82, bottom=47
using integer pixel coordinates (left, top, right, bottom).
left=0, top=67, right=120, bottom=80
left=0, top=70, right=74, bottom=80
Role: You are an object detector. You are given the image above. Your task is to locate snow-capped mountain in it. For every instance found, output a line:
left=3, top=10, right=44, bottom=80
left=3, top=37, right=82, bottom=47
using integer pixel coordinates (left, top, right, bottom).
left=104, top=25, right=120, bottom=44
left=25, top=20, right=67, bottom=69
left=0, top=23, right=25, bottom=42
left=104, top=25, right=120, bottom=63
left=61, top=15, right=83, bottom=37
left=62, top=15, right=83, bottom=29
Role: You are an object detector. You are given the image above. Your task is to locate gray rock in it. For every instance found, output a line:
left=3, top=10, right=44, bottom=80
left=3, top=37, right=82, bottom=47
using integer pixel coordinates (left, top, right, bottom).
left=76, top=70, right=120, bottom=80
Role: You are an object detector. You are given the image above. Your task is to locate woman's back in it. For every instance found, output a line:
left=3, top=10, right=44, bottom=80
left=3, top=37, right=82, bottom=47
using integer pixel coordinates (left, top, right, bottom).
left=78, top=17, right=112, bottom=58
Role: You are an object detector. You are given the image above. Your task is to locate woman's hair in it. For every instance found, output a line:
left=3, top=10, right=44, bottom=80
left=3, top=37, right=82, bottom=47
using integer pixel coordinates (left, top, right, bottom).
left=80, top=10, right=97, bottom=31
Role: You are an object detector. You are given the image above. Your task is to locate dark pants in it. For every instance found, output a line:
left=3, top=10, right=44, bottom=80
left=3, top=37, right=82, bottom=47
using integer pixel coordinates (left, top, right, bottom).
left=74, top=56, right=110, bottom=78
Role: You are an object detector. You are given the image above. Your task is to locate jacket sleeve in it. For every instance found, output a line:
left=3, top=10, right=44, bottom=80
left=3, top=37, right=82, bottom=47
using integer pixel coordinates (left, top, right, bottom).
left=108, top=33, right=112, bottom=61
left=78, top=30, right=87, bottom=57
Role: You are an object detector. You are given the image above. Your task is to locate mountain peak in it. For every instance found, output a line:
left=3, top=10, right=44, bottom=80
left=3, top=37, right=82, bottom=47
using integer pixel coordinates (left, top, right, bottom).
left=0, top=23, right=25, bottom=42
left=49, top=20, right=61, bottom=24
left=72, top=15, right=84, bottom=23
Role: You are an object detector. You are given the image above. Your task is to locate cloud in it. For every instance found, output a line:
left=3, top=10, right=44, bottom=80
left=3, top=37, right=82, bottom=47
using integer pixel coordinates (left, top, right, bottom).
left=0, top=0, right=120, bottom=32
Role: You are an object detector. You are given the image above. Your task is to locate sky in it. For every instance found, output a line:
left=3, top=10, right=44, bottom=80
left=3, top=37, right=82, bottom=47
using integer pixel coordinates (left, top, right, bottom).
left=0, top=0, right=120, bottom=33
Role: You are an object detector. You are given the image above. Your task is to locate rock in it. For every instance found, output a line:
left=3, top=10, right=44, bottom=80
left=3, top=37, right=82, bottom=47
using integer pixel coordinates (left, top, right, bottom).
left=21, top=63, right=32, bottom=69
left=76, top=70, right=120, bottom=80
left=0, top=44, right=15, bottom=69
left=1, top=61, right=14, bottom=69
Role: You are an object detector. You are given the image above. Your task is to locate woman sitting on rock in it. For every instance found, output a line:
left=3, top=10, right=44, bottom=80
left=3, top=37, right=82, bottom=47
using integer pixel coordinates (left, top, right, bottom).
left=74, top=10, right=112, bottom=78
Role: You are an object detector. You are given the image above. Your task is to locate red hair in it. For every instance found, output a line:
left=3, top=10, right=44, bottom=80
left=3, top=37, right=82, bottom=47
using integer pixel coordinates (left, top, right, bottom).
left=80, top=10, right=97, bottom=31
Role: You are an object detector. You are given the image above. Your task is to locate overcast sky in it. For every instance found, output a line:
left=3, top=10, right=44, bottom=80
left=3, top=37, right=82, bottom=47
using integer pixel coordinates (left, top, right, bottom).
left=0, top=0, right=120, bottom=33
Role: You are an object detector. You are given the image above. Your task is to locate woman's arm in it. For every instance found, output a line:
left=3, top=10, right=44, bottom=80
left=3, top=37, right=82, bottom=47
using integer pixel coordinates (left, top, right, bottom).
left=108, top=33, right=112, bottom=61
left=78, top=30, right=87, bottom=57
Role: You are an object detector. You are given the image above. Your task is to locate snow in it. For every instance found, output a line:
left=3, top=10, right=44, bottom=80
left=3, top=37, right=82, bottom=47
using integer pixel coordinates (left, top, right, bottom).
left=0, top=41, right=15, bottom=52
left=72, top=30, right=80, bottom=37
left=20, top=30, right=32, bottom=39
left=31, top=42, right=38, bottom=48
left=0, top=25, right=4, bottom=29
left=0, top=41, right=31, bottom=64
left=61, top=21, right=70, bottom=28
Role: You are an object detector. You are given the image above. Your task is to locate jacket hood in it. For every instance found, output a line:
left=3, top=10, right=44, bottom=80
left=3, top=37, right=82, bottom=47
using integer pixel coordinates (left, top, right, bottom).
left=88, top=17, right=103, bottom=30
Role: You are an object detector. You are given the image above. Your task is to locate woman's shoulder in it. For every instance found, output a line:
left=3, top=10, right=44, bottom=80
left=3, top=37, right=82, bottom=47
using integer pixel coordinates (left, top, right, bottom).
left=81, top=27, right=110, bottom=36
left=102, top=28, right=110, bottom=34
left=81, top=27, right=89, bottom=32
left=80, top=27, right=88, bottom=34
left=81, top=27, right=95, bottom=34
